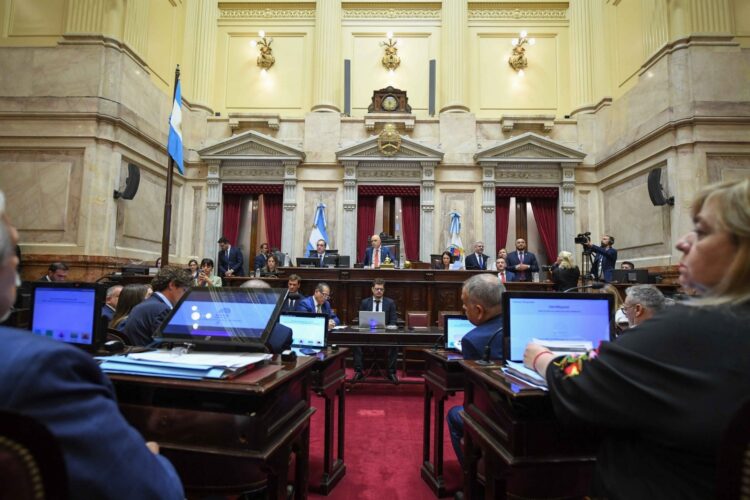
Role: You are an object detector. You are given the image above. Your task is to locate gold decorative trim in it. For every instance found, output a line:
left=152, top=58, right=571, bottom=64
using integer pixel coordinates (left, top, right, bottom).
left=343, top=8, right=440, bottom=19
left=220, top=8, right=315, bottom=19
left=468, top=7, right=567, bottom=21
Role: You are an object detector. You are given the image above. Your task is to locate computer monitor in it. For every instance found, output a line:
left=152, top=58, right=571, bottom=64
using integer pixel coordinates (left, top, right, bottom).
left=443, top=314, right=473, bottom=351
left=278, top=312, right=328, bottom=349
left=30, top=282, right=106, bottom=352
left=323, top=255, right=350, bottom=268
left=296, top=257, right=321, bottom=268
left=503, top=291, right=614, bottom=362
left=121, top=265, right=149, bottom=275
left=155, top=287, right=287, bottom=350
left=611, top=269, right=649, bottom=284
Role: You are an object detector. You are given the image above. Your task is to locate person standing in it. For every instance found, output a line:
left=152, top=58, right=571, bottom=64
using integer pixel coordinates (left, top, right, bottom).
left=352, top=279, right=399, bottom=384
left=217, top=236, right=245, bottom=278
left=464, top=241, right=490, bottom=270
left=585, top=234, right=618, bottom=282
left=551, top=251, right=581, bottom=291
left=253, top=242, right=270, bottom=272
left=505, top=238, right=539, bottom=282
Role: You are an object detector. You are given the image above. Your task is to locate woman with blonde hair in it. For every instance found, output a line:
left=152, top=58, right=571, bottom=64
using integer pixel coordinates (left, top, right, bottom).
left=523, top=179, right=750, bottom=499
left=551, top=250, right=580, bottom=291
left=110, top=284, right=151, bottom=331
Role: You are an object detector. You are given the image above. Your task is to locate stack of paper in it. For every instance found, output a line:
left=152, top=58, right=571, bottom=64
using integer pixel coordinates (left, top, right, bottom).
left=97, top=351, right=272, bottom=380
left=531, top=338, right=592, bottom=356
left=502, top=361, right=548, bottom=390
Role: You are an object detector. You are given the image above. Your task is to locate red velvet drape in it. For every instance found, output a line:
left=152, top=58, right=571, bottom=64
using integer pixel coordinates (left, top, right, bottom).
left=530, top=197, right=558, bottom=263
left=222, top=194, right=243, bottom=246
left=495, top=197, right=511, bottom=252
left=357, top=196, right=377, bottom=263
left=262, top=194, right=282, bottom=250
left=400, top=196, right=420, bottom=261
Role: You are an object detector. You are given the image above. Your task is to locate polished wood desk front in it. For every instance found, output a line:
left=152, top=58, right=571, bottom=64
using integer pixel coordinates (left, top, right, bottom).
left=108, top=357, right=316, bottom=499
left=328, top=327, right=443, bottom=347
left=459, top=361, right=596, bottom=500
left=421, top=349, right=466, bottom=497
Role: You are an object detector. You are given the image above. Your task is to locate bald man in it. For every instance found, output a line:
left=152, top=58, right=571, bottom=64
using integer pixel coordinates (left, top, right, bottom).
left=363, top=234, right=393, bottom=269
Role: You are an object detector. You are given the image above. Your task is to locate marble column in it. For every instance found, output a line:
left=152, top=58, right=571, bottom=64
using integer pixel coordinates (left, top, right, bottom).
left=420, top=163, right=436, bottom=262
left=184, top=0, right=218, bottom=111
left=204, top=160, right=222, bottom=261
left=281, top=162, right=298, bottom=261
left=65, top=0, right=104, bottom=33
left=482, top=168, right=496, bottom=258
left=559, top=164, right=577, bottom=256
left=689, top=0, right=732, bottom=33
left=569, top=0, right=594, bottom=111
left=342, top=162, right=358, bottom=259
left=124, top=0, right=149, bottom=58
left=311, top=0, right=341, bottom=112
left=439, top=0, right=469, bottom=113
left=642, top=0, right=669, bottom=57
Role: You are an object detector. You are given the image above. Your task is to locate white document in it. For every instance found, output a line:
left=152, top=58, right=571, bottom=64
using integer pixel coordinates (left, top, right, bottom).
left=531, top=337, right=592, bottom=354
left=128, top=351, right=271, bottom=368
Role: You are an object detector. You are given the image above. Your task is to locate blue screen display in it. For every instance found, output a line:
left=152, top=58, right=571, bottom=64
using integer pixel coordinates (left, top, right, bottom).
left=32, top=288, right=96, bottom=345
left=445, top=317, right=473, bottom=350
left=279, top=314, right=327, bottom=348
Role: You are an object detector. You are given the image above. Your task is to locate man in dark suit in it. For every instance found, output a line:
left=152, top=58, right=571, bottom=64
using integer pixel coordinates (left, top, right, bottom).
left=464, top=241, right=490, bottom=270
left=586, top=234, right=618, bottom=282
left=282, top=274, right=306, bottom=312
left=447, top=274, right=505, bottom=467
left=495, top=257, right=516, bottom=284
left=295, top=282, right=340, bottom=330
left=308, top=239, right=328, bottom=267
left=362, top=234, right=393, bottom=268
left=101, top=284, right=122, bottom=324
left=124, top=267, right=192, bottom=346
left=0, top=191, right=184, bottom=499
left=505, top=238, right=539, bottom=282
left=253, top=242, right=270, bottom=272
left=39, top=261, right=69, bottom=281
left=353, top=278, right=399, bottom=384
left=217, top=236, right=244, bottom=277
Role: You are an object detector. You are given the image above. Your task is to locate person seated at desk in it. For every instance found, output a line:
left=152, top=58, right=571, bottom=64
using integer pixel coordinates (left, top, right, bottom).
left=434, top=251, right=461, bottom=270
left=551, top=250, right=581, bottom=291
left=363, top=234, right=393, bottom=269
left=488, top=248, right=508, bottom=270
left=261, top=254, right=280, bottom=277
left=308, top=238, right=328, bottom=267
left=39, top=261, right=69, bottom=282
left=447, top=274, right=505, bottom=467
left=109, top=283, right=151, bottom=331
left=253, top=242, right=270, bottom=272
left=195, top=258, right=222, bottom=287
left=295, top=282, right=340, bottom=331
left=352, top=278, right=399, bottom=384
left=496, top=257, right=515, bottom=284
left=101, top=284, right=122, bottom=325
left=524, top=179, right=750, bottom=500
left=620, top=284, right=667, bottom=329
left=282, top=274, right=306, bottom=312
left=187, top=258, right=199, bottom=282
left=0, top=191, right=184, bottom=499
left=123, top=267, right=192, bottom=346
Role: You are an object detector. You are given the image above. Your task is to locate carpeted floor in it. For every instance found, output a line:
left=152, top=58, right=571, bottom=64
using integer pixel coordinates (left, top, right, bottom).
left=308, top=370, right=463, bottom=499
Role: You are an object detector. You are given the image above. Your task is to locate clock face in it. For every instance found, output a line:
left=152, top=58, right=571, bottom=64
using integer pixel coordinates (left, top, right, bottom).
left=382, top=95, right=399, bottom=112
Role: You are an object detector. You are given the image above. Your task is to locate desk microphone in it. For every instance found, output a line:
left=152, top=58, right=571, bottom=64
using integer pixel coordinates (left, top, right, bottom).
left=475, top=326, right=503, bottom=366
left=563, top=282, right=605, bottom=293
left=431, top=334, right=444, bottom=351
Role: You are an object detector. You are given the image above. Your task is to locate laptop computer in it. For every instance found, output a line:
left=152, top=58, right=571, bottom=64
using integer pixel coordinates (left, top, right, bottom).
left=502, top=291, right=614, bottom=362
left=358, top=310, right=386, bottom=330
left=278, top=311, right=328, bottom=355
left=610, top=269, right=649, bottom=284
left=155, top=287, right=287, bottom=351
left=30, top=282, right=106, bottom=353
left=443, top=314, right=473, bottom=353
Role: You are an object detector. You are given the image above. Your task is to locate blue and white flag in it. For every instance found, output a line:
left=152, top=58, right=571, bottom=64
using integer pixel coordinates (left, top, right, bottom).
left=447, top=210, right=464, bottom=265
left=306, top=202, right=330, bottom=254
left=167, top=79, right=184, bottom=174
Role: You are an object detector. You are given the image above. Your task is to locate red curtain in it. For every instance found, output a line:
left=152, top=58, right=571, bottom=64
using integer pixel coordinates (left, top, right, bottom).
left=400, top=196, right=420, bottom=261
left=357, top=196, right=377, bottom=263
left=495, top=197, right=511, bottom=252
left=222, top=194, right=243, bottom=246
left=263, top=194, right=283, bottom=250
left=530, top=197, right=558, bottom=263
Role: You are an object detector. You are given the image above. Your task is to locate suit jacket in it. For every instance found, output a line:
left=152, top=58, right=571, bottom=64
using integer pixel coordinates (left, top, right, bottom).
left=461, top=314, right=504, bottom=361
left=253, top=253, right=267, bottom=272
left=0, top=326, right=184, bottom=500
left=464, top=253, right=490, bottom=270
left=218, top=246, right=245, bottom=276
left=266, top=323, right=293, bottom=354
left=307, top=251, right=327, bottom=267
left=363, top=246, right=394, bottom=267
left=282, top=293, right=307, bottom=312
left=359, top=296, right=398, bottom=325
left=505, top=250, right=539, bottom=282
left=497, top=270, right=516, bottom=284
left=589, top=244, right=618, bottom=282
left=294, top=296, right=340, bottom=326
left=123, top=295, right=171, bottom=346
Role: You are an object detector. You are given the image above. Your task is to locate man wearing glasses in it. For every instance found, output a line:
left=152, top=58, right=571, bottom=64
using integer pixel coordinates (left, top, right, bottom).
left=620, top=285, right=667, bottom=330
left=295, top=282, right=340, bottom=330
left=352, top=279, right=399, bottom=384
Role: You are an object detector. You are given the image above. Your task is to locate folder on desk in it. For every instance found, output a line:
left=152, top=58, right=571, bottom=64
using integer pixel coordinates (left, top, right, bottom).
left=97, top=351, right=272, bottom=380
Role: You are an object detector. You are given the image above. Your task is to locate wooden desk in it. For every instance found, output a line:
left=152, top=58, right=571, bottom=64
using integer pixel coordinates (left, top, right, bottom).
left=108, top=357, right=316, bottom=499
left=328, top=327, right=443, bottom=348
left=308, top=348, right=348, bottom=494
left=421, top=349, right=465, bottom=497
left=459, top=361, right=596, bottom=499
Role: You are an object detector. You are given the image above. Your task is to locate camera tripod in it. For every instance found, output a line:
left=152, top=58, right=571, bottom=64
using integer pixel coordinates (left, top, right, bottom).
left=580, top=248, right=596, bottom=286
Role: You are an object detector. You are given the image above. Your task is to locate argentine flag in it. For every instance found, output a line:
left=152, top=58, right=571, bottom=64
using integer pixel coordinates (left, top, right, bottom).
left=447, top=210, right=464, bottom=265
left=306, top=202, right=330, bottom=254
left=167, top=79, right=184, bottom=174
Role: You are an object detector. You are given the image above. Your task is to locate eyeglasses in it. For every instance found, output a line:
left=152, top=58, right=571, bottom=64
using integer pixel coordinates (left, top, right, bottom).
left=619, top=304, right=634, bottom=312
left=317, top=291, right=331, bottom=298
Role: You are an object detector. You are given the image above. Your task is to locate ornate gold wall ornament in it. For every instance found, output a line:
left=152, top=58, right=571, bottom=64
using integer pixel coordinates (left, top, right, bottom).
left=378, top=123, right=402, bottom=156
left=508, top=31, right=535, bottom=73
left=380, top=35, right=400, bottom=71
left=252, top=32, right=275, bottom=70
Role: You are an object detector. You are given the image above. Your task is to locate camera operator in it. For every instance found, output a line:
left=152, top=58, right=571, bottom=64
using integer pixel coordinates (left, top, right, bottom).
left=585, top=234, right=618, bottom=282
left=550, top=251, right=581, bottom=291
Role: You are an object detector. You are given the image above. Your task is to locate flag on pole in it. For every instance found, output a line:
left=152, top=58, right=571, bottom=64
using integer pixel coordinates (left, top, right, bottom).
left=306, top=202, right=330, bottom=254
left=167, top=78, right=184, bottom=174
left=447, top=210, right=464, bottom=265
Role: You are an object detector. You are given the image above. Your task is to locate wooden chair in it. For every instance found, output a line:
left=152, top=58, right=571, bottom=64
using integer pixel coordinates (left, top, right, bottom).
left=403, top=311, right=431, bottom=376
left=717, top=398, right=750, bottom=500
left=0, top=410, right=68, bottom=500
left=437, top=310, right=463, bottom=330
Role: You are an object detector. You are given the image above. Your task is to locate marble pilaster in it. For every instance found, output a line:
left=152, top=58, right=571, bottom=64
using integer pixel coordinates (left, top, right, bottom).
left=689, top=0, right=732, bottom=33
left=342, top=161, right=358, bottom=259
left=184, top=0, right=218, bottom=110
left=560, top=165, right=577, bottom=256
left=439, top=0, right=469, bottom=113
left=123, top=0, right=149, bottom=59
left=281, top=162, right=298, bottom=260
left=204, top=160, right=221, bottom=260
left=65, top=0, right=104, bottom=34
left=482, top=168, right=496, bottom=258
left=311, top=0, right=341, bottom=112
left=420, top=163, right=436, bottom=262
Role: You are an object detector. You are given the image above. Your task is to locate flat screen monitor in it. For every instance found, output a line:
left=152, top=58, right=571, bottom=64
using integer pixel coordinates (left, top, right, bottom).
left=31, top=282, right=105, bottom=352
left=296, top=257, right=320, bottom=268
left=611, top=269, right=649, bottom=284
left=278, top=312, right=328, bottom=349
left=443, top=314, right=473, bottom=351
left=155, top=287, right=287, bottom=350
left=323, top=255, right=350, bottom=268
left=503, top=291, right=613, bottom=362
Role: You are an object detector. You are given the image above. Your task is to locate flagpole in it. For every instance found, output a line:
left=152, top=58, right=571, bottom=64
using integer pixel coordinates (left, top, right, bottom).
left=161, top=64, right=180, bottom=267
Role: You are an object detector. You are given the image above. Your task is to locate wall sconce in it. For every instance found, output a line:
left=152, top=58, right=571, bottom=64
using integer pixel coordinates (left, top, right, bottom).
left=380, top=32, right=400, bottom=72
left=250, top=31, right=275, bottom=70
left=508, top=30, right=535, bottom=75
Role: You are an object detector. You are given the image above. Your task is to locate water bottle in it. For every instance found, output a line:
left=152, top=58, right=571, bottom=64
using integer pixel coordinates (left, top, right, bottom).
left=255, top=268, right=261, bottom=277
left=532, top=272, right=540, bottom=283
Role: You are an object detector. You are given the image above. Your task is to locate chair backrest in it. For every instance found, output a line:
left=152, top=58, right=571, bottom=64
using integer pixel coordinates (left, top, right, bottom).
left=437, top=310, right=463, bottom=328
left=406, top=311, right=430, bottom=328
left=106, top=328, right=131, bottom=345
left=0, top=410, right=68, bottom=500
left=717, top=398, right=750, bottom=500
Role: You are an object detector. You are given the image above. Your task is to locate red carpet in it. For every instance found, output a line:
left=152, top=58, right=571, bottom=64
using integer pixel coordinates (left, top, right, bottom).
left=308, top=371, right=463, bottom=499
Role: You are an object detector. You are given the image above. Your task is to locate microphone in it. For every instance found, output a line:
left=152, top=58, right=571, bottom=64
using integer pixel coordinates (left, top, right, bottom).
left=431, top=334, right=444, bottom=351
left=475, top=326, right=503, bottom=366
left=563, top=282, right=605, bottom=293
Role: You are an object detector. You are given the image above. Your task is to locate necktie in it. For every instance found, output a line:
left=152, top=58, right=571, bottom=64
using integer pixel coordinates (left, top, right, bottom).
left=478, top=255, right=483, bottom=268
left=320, top=254, right=324, bottom=266
left=374, top=248, right=380, bottom=268
left=375, top=300, right=381, bottom=312
left=501, top=272, right=506, bottom=283
left=290, top=299, right=295, bottom=308
left=519, top=252, right=524, bottom=263
left=316, top=304, right=322, bottom=314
